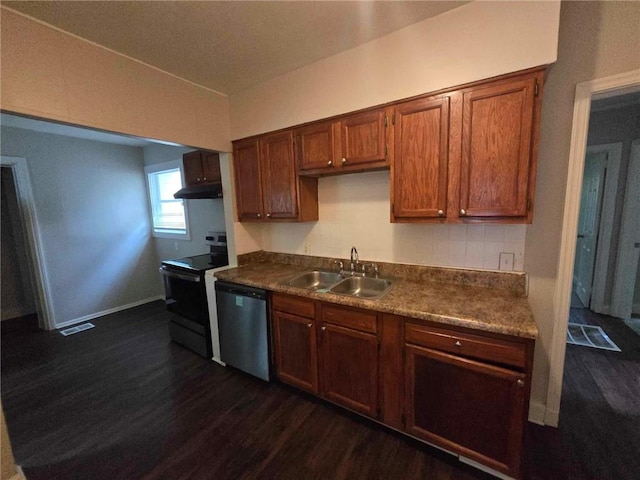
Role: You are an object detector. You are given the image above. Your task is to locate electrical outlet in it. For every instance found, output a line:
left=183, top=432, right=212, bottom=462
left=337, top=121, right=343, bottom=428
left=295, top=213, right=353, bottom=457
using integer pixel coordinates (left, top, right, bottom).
left=499, top=252, right=514, bottom=271
left=303, top=241, right=311, bottom=254
left=174, top=242, right=179, bottom=251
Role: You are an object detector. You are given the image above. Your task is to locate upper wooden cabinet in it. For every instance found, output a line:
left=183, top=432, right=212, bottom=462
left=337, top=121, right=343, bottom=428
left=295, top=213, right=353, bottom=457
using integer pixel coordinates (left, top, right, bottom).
left=183, top=150, right=221, bottom=186
left=391, top=68, right=543, bottom=224
left=233, top=66, right=545, bottom=224
left=391, top=96, right=450, bottom=220
left=296, top=108, right=390, bottom=176
left=233, top=132, right=318, bottom=222
left=458, top=76, right=537, bottom=220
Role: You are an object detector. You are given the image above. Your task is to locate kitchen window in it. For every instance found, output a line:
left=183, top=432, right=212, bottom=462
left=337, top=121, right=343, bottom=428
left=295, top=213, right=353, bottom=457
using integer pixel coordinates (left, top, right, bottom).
left=145, top=161, right=190, bottom=239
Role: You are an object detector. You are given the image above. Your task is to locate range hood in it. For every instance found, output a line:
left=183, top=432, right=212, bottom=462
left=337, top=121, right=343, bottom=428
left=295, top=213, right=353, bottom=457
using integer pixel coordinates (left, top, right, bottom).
left=174, top=182, right=223, bottom=199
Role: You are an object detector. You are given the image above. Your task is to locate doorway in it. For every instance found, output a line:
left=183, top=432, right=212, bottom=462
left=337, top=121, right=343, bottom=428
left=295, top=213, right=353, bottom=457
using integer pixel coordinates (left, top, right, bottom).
left=0, top=157, right=55, bottom=330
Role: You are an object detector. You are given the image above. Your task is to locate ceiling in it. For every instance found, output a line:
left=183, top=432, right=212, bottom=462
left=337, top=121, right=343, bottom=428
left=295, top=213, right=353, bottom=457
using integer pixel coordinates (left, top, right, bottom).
left=2, top=1, right=468, bottom=95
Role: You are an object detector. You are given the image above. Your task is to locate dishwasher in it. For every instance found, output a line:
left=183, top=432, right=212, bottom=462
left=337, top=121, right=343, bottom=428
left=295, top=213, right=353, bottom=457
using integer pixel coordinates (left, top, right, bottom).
left=214, top=280, right=271, bottom=381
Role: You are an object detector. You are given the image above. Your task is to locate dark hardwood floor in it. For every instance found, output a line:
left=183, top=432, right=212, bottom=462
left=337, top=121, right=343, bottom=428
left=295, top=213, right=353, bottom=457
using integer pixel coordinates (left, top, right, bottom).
left=2, top=301, right=639, bottom=480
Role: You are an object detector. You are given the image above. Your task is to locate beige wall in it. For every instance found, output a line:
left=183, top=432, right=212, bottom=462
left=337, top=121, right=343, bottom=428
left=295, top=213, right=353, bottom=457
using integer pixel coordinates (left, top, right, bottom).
left=525, top=1, right=640, bottom=419
left=229, top=0, right=560, bottom=139
left=0, top=8, right=231, bottom=152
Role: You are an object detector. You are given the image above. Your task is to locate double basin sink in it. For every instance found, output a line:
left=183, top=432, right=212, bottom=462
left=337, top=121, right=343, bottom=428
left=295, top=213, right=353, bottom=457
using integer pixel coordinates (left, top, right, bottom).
left=284, top=270, right=393, bottom=300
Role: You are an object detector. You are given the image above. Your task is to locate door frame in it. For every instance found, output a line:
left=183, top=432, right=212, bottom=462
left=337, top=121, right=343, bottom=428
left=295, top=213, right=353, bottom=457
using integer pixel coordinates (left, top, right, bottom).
left=610, top=139, right=640, bottom=319
left=586, top=143, right=623, bottom=314
left=545, top=69, right=640, bottom=426
left=0, top=156, right=56, bottom=330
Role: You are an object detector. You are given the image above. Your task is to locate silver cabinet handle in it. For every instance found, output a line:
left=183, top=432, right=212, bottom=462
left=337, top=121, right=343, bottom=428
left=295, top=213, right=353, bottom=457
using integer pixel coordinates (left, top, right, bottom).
left=321, top=326, right=326, bottom=331
left=307, top=323, right=312, bottom=328
left=438, top=209, right=444, bottom=217
left=266, top=213, right=271, bottom=218
left=203, top=177, right=207, bottom=181
left=327, top=160, right=333, bottom=166
left=455, top=340, right=462, bottom=347
left=257, top=213, right=261, bottom=218
left=460, top=209, right=467, bottom=216
left=342, top=158, right=347, bottom=164
left=516, top=379, right=525, bottom=387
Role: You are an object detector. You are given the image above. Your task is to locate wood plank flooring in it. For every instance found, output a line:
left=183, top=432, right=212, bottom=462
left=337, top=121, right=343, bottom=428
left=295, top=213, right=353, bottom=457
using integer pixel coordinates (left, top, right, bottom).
left=2, top=301, right=639, bottom=479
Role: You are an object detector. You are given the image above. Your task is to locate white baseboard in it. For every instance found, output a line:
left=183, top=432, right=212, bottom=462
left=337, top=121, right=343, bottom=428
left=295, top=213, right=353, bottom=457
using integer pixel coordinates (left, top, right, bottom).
left=55, top=296, right=164, bottom=329
left=528, top=400, right=547, bottom=425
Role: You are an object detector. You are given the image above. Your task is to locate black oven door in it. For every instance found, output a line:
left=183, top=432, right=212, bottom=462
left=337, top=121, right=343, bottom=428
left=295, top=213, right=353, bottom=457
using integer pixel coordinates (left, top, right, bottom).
left=160, top=266, right=208, bottom=324
left=160, top=265, right=212, bottom=357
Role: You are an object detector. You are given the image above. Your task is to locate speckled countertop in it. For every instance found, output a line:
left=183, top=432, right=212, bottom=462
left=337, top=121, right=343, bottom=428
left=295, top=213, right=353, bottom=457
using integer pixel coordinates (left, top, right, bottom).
left=213, top=255, right=538, bottom=340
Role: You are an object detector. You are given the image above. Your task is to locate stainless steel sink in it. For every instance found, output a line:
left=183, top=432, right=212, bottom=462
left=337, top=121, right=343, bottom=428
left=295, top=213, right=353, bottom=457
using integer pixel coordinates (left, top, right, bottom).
left=287, top=270, right=343, bottom=290
left=329, top=276, right=393, bottom=299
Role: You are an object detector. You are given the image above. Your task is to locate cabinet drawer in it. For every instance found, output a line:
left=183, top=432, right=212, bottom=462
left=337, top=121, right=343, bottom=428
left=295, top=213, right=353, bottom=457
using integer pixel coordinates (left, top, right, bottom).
left=321, top=304, right=377, bottom=334
left=404, top=323, right=526, bottom=369
left=272, top=293, right=315, bottom=319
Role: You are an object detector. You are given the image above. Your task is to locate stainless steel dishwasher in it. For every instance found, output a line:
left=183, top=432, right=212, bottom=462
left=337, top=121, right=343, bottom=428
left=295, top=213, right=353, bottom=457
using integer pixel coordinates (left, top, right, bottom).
left=214, top=280, right=271, bottom=381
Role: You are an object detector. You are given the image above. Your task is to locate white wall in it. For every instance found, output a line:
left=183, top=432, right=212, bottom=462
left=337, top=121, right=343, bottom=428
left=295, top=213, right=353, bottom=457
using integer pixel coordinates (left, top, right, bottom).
left=265, top=171, right=527, bottom=270
left=524, top=1, right=640, bottom=421
left=142, top=144, right=227, bottom=262
left=0, top=126, right=162, bottom=326
left=0, top=8, right=231, bottom=152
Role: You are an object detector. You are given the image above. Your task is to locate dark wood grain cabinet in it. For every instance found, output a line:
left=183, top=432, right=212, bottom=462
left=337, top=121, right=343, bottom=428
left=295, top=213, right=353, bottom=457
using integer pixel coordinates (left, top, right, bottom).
left=319, top=304, right=379, bottom=418
left=295, top=108, right=390, bottom=176
left=458, top=75, right=538, bottom=221
left=391, top=96, right=450, bottom=220
left=403, top=321, right=531, bottom=478
left=183, top=150, right=221, bottom=186
left=391, top=68, right=543, bottom=224
left=272, top=294, right=318, bottom=393
left=233, top=132, right=318, bottom=222
left=269, top=293, right=534, bottom=479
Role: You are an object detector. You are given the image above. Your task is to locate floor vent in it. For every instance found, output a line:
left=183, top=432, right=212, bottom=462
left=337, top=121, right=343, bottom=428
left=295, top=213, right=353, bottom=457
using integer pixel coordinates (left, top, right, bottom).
left=60, top=323, right=95, bottom=336
left=566, top=323, right=620, bottom=352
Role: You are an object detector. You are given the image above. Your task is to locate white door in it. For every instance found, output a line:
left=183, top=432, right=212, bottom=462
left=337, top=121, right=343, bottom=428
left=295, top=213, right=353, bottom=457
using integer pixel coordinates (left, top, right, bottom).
left=611, top=139, right=640, bottom=319
left=574, top=151, right=607, bottom=307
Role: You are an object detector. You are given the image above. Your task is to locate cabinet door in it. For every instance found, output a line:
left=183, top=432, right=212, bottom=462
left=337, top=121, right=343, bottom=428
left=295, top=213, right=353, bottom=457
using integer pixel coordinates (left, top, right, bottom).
left=233, top=139, right=264, bottom=221
left=392, top=97, right=449, bottom=220
left=260, top=131, right=298, bottom=219
left=320, top=323, right=378, bottom=418
left=340, top=109, right=387, bottom=168
left=273, top=311, right=318, bottom=393
left=201, top=152, right=221, bottom=183
left=183, top=151, right=204, bottom=185
left=296, top=120, right=337, bottom=173
left=460, top=77, right=536, bottom=219
left=405, top=344, right=526, bottom=477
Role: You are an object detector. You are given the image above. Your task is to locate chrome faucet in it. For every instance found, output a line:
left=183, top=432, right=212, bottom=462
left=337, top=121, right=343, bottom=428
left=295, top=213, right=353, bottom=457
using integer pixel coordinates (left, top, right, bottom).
left=350, top=246, right=359, bottom=273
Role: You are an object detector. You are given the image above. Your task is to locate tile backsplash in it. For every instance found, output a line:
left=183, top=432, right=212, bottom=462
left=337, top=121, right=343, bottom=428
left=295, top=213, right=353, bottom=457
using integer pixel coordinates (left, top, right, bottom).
left=261, top=171, right=526, bottom=271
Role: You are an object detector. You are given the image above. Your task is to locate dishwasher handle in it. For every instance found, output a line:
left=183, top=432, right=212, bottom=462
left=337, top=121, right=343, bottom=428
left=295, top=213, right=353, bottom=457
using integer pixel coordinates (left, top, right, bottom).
left=215, top=280, right=268, bottom=300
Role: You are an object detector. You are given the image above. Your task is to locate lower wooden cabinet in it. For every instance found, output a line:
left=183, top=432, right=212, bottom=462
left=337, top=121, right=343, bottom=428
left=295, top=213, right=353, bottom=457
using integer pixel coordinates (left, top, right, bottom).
left=270, top=292, right=533, bottom=479
left=272, top=310, right=318, bottom=393
left=320, top=322, right=378, bottom=418
left=405, top=344, right=526, bottom=477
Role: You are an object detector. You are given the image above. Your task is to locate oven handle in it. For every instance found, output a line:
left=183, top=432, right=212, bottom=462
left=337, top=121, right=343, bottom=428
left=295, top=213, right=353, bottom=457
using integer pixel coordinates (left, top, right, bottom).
left=159, top=266, right=201, bottom=283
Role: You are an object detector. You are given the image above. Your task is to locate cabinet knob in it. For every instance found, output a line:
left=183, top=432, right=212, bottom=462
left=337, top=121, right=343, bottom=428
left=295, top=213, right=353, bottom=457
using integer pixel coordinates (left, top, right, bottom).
left=196, top=177, right=201, bottom=182
left=455, top=340, right=462, bottom=347
left=460, top=209, right=467, bottom=216
left=203, top=177, right=207, bottom=181
left=516, top=379, right=525, bottom=388
left=342, top=158, right=347, bottom=164
left=327, top=160, right=333, bottom=166
left=438, top=209, right=444, bottom=217
left=321, top=326, right=326, bottom=331
left=307, top=323, right=312, bottom=328
left=257, top=213, right=261, bottom=218
left=266, top=213, right=271, bottom=218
